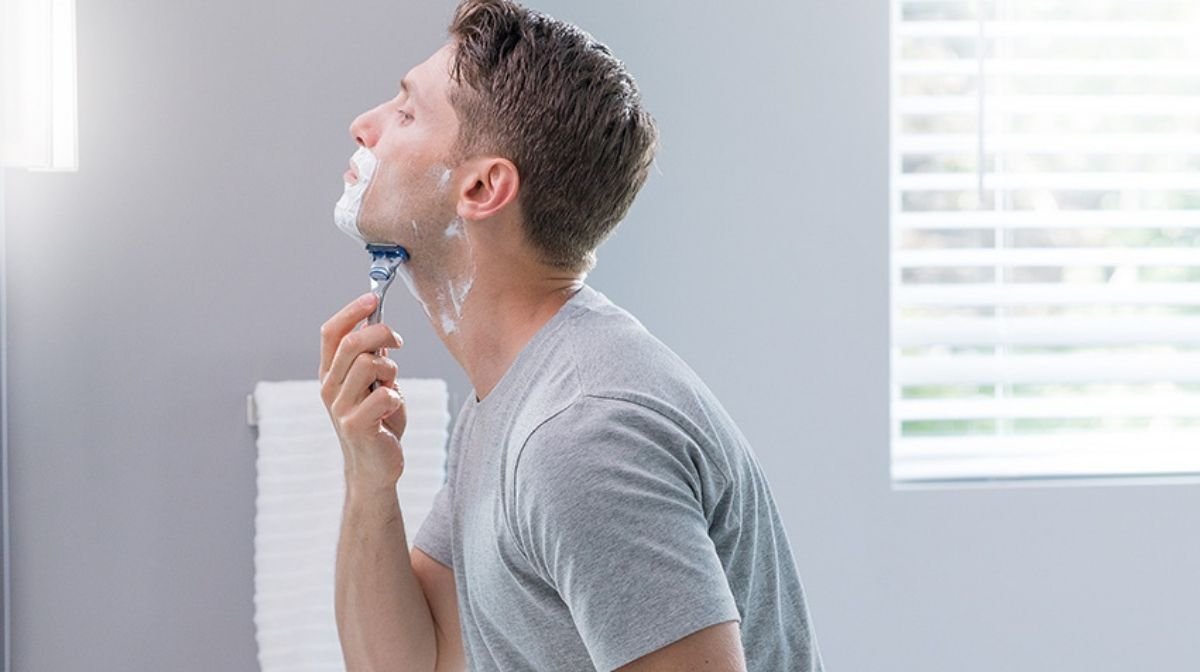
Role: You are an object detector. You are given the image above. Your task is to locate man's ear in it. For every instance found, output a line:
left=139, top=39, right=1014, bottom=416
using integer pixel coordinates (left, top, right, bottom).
left=457, top=157, right=520, bottom=222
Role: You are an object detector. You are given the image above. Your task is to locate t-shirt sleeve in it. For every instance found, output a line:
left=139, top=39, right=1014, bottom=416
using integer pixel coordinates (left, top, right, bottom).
left=510, top=396, right=741, bottom=672
left=412, top=399, right=470, bottom=568
left=411, top=473, right=453, bottom=568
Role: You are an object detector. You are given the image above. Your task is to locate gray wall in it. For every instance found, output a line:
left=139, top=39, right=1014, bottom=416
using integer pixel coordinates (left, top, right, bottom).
left=5, top=0, right=1198, bottom=670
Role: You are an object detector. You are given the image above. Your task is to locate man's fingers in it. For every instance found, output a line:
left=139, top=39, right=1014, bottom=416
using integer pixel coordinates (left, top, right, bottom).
left=331, top=353, right=399, bottom=417
left=319, top=292, right=377, bottom=380
left=344, top=385, right=405, bottom=432
left=326, top=322, right=403, bottom=391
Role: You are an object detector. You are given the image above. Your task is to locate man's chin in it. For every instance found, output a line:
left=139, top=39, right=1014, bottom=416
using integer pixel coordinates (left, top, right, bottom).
left=357, top=223, right=409, bottom=249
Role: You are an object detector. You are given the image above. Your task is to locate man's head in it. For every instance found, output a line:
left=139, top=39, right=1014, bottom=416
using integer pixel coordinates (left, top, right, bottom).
left=442, top=0, right=660, bottom=274
left=347, top=0, right=659, bottom=278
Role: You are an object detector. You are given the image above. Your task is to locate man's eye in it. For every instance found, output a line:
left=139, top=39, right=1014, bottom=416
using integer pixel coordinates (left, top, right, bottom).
left=397, top=109, right=414, bottom=121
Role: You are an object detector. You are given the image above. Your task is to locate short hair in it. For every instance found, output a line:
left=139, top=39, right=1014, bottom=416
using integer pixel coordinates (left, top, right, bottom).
left=446, top=0, right=660, bottom=273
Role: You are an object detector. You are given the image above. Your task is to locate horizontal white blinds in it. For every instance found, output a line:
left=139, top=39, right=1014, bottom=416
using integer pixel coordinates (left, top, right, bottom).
left=890, top=0, right=1200, bottom=482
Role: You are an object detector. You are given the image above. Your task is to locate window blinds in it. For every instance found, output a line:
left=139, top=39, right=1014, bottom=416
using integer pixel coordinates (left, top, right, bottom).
left=890, top=0, right=1200, bottom=482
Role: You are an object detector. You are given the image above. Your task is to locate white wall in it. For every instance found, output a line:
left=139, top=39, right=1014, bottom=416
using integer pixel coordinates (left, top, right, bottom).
left=5, top=0, right=1198, bottom=669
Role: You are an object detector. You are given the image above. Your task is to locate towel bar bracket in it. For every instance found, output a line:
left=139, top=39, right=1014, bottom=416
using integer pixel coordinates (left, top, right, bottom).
left=247, top=394, right=258, bottom=428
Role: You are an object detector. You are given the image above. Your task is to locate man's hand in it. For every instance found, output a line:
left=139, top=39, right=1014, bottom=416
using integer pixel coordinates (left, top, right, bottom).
left=319, top=292, right=408, bottom=494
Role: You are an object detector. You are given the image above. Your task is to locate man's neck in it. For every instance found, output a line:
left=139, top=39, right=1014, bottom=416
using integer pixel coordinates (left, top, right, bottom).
left=438, top=276, right=584, bottom=402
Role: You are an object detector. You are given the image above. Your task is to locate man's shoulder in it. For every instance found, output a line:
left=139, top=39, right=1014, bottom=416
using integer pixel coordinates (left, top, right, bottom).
left=505, top=297, right=690, bottom=418
left=501, top=292, right=729, bottom=478
left=507, top=292, right=717, bottom=432
left=513, top=394, right=700, bottom=486
left=564, top=302, right=702, bottom=397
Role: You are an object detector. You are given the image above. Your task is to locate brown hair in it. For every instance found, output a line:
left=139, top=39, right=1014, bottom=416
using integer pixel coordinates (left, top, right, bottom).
left=446, top=0, right=660, bottom=273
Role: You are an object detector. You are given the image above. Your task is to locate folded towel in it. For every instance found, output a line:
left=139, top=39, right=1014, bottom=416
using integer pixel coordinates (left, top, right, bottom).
left=251, top=378, right=450, bottom=672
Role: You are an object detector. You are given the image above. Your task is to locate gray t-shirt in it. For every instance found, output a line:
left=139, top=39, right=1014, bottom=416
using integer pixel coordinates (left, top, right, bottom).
left=412, top=283, right=823, bottom=671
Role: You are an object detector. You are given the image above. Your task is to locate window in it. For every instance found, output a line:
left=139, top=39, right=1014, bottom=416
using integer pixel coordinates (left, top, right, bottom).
left=1, top=0, right=79, bottom=170
left=890, top=0, right=1200, bottom=484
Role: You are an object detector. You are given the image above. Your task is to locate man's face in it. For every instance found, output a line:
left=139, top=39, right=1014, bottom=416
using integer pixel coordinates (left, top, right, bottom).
left=346, top=43, right=461, bottom=249
left=345, top=42, right=479, bottom=334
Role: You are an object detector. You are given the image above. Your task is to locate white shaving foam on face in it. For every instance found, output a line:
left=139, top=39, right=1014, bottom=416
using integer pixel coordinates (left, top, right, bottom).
left=345, top=156, right=473, bottom=339
left=397, top=265, right=433, bottom=321
left=439, top=302, right=458, bottom=333
left=333, top=146, right=378, bottom=242
left=435, top=215, right=476, bottom=336
left=445, top=275, right=474, bottom=329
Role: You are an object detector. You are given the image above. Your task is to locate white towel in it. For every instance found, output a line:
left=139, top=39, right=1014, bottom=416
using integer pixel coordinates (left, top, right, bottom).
left=251, top=378, right=450, bottom=672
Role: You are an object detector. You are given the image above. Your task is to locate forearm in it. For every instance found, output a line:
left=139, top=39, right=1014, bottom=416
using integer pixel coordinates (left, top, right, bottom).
left=336, top=486, right=438, bottom=672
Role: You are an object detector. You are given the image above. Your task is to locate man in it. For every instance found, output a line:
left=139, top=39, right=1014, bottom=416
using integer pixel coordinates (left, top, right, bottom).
left=318, top=1, right=824, bottom=670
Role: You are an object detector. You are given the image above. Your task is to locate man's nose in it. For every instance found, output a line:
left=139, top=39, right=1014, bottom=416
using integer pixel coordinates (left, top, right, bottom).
left=348, top=110, right=376, bottom=148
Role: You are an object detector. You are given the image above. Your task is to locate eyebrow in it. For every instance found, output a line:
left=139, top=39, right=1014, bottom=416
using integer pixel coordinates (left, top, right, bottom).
left=400, top=77, right=418, bottom=102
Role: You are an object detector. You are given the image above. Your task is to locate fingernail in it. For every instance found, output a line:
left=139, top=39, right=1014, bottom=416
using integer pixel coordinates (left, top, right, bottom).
left=358, top=292, right=375, bottom=307
left=392, top=330, right=403, bottom=346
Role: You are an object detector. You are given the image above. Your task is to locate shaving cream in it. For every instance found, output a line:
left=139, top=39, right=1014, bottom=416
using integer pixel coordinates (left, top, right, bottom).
left=333, top=146, right=378, bottom=242
left=437, top=215, right=476, bottom=334
left=334, top=148, right=478, bottom=338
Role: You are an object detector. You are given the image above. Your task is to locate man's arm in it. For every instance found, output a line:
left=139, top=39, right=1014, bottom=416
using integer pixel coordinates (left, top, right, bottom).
left=616, top=621, right=746, bottom=672
left=336, top=487, right=438, bottom=672
left=321, top=293, right=448, bottom=671
left=411, top=548, right=466, bottom=672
